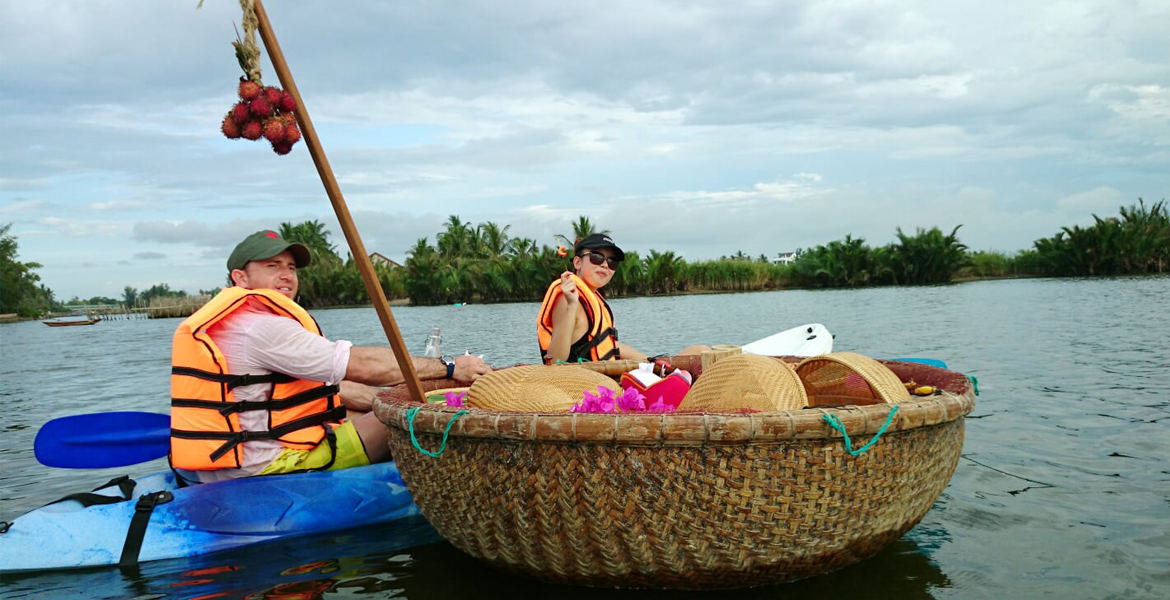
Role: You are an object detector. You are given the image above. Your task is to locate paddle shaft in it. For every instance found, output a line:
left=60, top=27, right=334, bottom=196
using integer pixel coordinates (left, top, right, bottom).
left=251, top=0, right=426, bottom=404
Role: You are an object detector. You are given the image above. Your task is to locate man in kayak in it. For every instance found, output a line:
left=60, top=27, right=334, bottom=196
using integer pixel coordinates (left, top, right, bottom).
left=170, top=230, right=490, bottom=483
left=537, top=233, right=708, bottom=364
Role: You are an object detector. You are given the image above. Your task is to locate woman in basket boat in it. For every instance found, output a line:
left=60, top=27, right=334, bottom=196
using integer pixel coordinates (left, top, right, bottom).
left=536, top=233, right=709, bottom=364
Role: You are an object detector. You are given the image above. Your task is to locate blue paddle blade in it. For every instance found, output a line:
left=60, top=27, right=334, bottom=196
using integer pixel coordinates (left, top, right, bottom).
left=34, top=411, right=170, bottom=469
left=890, top=357, right=948, bottom=369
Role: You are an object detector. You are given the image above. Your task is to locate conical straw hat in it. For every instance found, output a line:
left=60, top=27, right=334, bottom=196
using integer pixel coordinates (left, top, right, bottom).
left=466, top=365, right=619, bottom=412
left=795, top=352, right=911, bottom=406
left=681, top=353, right=808, bottom=412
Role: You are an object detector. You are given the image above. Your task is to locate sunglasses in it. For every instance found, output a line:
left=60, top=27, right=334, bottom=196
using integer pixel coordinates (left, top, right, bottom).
left=580, top=250, right=622, bottom=270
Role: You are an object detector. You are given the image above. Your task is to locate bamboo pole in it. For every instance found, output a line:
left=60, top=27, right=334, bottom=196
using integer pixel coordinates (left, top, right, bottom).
left=251, top=0, right=427, bottom=404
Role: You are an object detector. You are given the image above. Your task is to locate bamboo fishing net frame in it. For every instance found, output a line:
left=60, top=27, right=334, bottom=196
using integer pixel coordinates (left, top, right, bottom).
left=375, top=359, right=975, bottom=588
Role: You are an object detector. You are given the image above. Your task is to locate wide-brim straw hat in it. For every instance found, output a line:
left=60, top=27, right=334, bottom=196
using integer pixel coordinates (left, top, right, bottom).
left=796, top=351, right=912, bottom=406
left=682, top=353, right=808, bottom=412
left=466, top=364, right=618, bottom=412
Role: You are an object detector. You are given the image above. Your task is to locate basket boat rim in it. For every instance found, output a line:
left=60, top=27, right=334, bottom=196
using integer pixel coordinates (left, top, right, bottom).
left=374, top=360, right=975, bottom=446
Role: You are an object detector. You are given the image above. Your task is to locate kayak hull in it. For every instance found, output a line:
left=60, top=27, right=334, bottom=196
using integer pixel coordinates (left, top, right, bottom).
left=0, top=462, right=419, bottom=572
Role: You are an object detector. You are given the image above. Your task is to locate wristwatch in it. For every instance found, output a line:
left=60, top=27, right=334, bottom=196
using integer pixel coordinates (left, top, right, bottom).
left=440, top=356, right=455, bottom=379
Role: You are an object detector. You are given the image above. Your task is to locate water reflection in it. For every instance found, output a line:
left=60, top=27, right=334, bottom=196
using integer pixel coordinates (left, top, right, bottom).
left=0, top=518, right=441, bottom=600
left=0, top=517, right=952, bottom=600
left=378, top=535, right=951, bottom=600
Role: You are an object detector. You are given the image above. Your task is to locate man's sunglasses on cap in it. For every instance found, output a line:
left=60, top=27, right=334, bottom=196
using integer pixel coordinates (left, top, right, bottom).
left=581, top=250, right=622, bottom=270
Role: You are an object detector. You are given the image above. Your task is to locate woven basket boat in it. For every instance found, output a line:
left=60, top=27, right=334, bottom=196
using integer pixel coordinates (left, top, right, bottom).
left=374, top=356, right=975, bottom=589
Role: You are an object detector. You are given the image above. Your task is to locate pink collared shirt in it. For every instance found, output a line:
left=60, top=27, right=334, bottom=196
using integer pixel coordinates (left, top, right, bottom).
left=183, top=297, right=351, bottom=483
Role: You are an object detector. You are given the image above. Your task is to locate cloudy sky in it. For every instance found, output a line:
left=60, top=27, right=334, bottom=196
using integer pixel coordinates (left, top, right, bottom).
left=2, top=1, right=1167, bottom=299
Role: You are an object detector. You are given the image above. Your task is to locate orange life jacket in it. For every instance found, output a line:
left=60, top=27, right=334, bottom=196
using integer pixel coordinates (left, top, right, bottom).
left=170, top=287, right=344, bottom=470
left=536, top=274, right=620, bottom=363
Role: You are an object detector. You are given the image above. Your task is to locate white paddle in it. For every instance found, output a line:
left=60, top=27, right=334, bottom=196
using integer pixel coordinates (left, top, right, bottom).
left=741, top=323, right=833, bottom=357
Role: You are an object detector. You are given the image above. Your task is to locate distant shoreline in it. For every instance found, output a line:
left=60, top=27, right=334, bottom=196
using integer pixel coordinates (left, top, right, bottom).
left=0, top=274, right=1099, bottom=324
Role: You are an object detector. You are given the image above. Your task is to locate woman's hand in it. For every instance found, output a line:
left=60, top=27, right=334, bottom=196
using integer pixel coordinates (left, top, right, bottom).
left=559, top=271, right=578, bottom=304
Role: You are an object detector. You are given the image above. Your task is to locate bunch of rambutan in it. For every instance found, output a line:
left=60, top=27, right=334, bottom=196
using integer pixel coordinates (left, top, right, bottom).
left=220, top=79, right=302, bottom=155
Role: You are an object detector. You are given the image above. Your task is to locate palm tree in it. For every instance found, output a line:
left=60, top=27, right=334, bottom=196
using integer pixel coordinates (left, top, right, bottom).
left=475, top=221, right=512, bottom=258
left=436, top=215, right=473, bottom=259
left=556, top=215, right=609, bottom=248
left=279, top=220, right=340, bottom=264
left=645, top=250, right=684, bottom=294
left=887, top=225, right=969, bottom=284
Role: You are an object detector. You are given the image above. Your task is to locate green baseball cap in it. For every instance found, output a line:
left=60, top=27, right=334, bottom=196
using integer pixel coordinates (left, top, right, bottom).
left=227, top=230, right=312, bottom=271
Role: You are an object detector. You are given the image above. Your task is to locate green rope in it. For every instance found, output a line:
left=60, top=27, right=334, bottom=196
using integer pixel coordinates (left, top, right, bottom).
left=968, top=375, right=980, bottom=396
left=406, top=407, right=468, bottom=458
left=822, top=405, right=899, bottom=456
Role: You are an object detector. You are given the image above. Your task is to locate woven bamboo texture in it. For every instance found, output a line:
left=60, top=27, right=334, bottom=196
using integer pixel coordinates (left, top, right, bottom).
left=374, top=359, right=974, bottom=589
left=796, top=352, right=913, bottom=407
left=466, top=365, right=618, bottom=412
left=684, top=353, right=808, bottom=412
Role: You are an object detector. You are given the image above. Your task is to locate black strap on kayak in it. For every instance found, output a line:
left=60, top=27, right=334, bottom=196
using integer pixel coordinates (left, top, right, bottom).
left=46, top=475, right=137, bottom=508
left=118, top=490, right=173, bottom=567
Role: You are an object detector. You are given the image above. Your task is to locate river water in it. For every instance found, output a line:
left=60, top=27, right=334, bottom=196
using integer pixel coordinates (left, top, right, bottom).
left=1, top=277, right=1167, bottom=599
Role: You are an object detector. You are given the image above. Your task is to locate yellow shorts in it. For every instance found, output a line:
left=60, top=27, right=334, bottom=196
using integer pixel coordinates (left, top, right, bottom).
left=258, top=421, right=371, bottom=475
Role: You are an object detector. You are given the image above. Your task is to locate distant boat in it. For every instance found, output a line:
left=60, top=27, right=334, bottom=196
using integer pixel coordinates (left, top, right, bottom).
left=43, top=317, right=102, bottom=327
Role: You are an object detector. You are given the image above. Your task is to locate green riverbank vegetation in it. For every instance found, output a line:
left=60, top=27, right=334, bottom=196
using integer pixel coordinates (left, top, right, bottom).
left=1, top=199, right=1165, bottom=317
left=289, top=199, right=1167, bottom=306
left=1, top=223, right=58, bottom=317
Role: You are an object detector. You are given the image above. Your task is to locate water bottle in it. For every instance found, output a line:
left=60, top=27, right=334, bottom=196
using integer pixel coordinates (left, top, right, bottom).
left=423, top=327, right=442, bottom=358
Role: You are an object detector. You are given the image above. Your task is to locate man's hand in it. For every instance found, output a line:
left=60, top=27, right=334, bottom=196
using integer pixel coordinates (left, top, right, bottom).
left=339, top=380, right=378, bottom=413
left=452, top=354, right=491, bottom=381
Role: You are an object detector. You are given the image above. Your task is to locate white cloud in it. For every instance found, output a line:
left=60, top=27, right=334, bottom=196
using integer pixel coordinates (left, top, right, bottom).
left=34, top=217, right=129, bottom=237
left=0, top=199, right=53, bottom=214
left=0, top=0, right=1165, bottom=299
left=89, top=199, right=154, bottom=211
left=1056, top=187, right=1127, bottom=217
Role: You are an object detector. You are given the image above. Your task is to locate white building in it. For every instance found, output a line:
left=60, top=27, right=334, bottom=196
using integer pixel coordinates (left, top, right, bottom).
left=369, top=252, right=402, bottom=268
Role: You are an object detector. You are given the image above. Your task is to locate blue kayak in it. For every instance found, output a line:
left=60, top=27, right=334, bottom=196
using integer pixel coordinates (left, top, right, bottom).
left=0, top=462, right=419, bottom=572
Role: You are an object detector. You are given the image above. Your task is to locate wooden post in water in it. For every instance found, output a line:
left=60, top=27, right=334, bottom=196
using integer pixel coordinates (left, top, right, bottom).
left=250, top=0, right=427, bottom=404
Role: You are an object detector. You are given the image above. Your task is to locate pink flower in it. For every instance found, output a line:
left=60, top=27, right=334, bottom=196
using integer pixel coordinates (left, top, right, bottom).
left=571, top=386, right=656, bottom=413
left=615, top=387, right=646, bottom=413
left=595, top=388, right=616, bottom=413
left=570, top=388, right=602, bottom=413
left=444, top=391, right=466, bottom=407
left=645, top=397, right=676, bottom=413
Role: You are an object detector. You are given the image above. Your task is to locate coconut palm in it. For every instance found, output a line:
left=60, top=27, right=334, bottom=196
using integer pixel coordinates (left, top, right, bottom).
left=645, top=250, right=685, bottom=294
left=279, top=220, right=340, bottom=264
left=886, top=225, right=969, bottom=284
left=436, top=215, right=474, bottom=260
left=555, top=215, right=609, bottom=248
left=475, top=221, right=512, bottom=258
